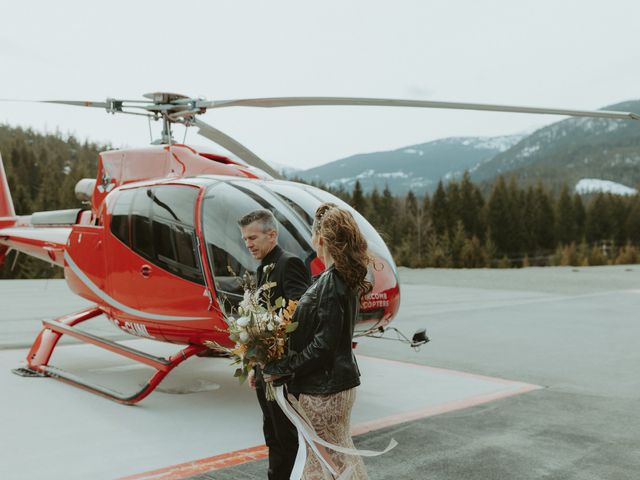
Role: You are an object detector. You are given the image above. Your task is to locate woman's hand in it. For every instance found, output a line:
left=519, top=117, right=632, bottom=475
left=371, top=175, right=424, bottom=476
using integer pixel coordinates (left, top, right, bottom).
left=263, top=373, right=282, bottom=384
left=248, top=368, right=257, bottom=389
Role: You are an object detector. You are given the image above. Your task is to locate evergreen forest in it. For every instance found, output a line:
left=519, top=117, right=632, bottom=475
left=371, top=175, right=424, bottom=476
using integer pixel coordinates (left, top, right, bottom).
left=0, top=125, right=102, bottom=279
left=335, top=176, right=640, bottom=269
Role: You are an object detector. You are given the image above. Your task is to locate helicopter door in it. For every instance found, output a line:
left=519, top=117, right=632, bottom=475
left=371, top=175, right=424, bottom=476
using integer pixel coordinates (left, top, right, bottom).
left=105, top=185, right=210, bottom=335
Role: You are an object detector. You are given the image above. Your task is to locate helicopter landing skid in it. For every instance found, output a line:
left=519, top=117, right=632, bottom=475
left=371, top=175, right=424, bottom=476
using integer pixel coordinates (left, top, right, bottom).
left=21, top=307, right=207, bottom=404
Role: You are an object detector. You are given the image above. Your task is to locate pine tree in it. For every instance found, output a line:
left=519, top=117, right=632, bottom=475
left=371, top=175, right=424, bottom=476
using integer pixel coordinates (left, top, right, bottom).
left=486, top=176, right=512, bottom=256
left=369, top=188, right=382, bottom=228
left=484, top=231, right=497, bottom=267
left=573, top=193, right=586, bottom=241
left=351, top=180, right=367, bottom=216
left=556, top=184, right=576, bottom=245
left=506, top=177, right=526, bottom=255
left=522, top=186, right=537, bottom=253
left=425, top=231, right=452, bottom=268
left=533, top=182, right=556, bottom=251
left=459, top=171, right=484, bottom=239
left=404, top=191, right=424, bottom=264
left=615, top=243, right=638, bottom=265
left=608, top=194, right=630, bottom=246
left=625, top=196, right=640, bottom=244
left=446, top=181, right=462, bottom=234
left=431, top=181, right=448, bottom=236
left=450, top=221, right=467, bottom=268
left=379, top=184, right=398, bottom=249
left=419, top=194, right=432, bottom=263
left=460, top=236, right=488, bottom=268
left=586, top=193, right=614, bottom=243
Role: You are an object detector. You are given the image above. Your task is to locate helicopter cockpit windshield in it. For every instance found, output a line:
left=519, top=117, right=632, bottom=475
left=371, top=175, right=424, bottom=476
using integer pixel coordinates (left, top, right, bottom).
left=201, top=179, right=398, bottom=319
left=202, top=180, right=314, bottom=311
left=268, top=182, right=396, bottom=270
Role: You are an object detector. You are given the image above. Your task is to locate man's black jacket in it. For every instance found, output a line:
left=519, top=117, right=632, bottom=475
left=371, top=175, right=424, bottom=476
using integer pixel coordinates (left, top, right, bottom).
left=257, top=245, right=309, bottom=305
left=264, top=265, right=361, bottom=395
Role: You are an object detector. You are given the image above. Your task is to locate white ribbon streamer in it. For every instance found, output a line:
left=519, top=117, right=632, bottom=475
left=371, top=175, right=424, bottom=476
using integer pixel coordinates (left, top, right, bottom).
left=290, top=429, right=307, bottom=479
left=274, top=385, right=398, bottom=480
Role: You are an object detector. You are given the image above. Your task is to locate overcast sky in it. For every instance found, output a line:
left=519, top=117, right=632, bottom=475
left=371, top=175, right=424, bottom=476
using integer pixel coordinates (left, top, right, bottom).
left=2, top=0, right=640, bottom=169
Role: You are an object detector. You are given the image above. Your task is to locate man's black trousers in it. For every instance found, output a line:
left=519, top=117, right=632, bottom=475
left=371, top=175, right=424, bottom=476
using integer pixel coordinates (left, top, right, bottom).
left=256, top=373, right=299, bottom=480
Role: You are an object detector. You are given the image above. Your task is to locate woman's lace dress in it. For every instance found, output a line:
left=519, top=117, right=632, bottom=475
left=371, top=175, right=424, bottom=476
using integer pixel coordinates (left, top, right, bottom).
left=298, top=388, right=368, bottom=480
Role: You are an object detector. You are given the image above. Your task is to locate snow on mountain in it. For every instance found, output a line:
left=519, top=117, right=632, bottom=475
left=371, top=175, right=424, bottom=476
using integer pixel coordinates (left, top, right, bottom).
left=470, top=134, right=527, bottom=152
left=575, top=178, right=637, bottom=196
left=297, top=132, right=526, bottom=194
left=515, top=143, right=541, bottom=159
left=378, top=171, right=410, bottom=179
left=430, top=134, right=526, bottom=152
left=402, top=148, right=424, bottom=155
left=472, top=99, right=640, bottom=186
left=294, top=99, right=640, bottom=195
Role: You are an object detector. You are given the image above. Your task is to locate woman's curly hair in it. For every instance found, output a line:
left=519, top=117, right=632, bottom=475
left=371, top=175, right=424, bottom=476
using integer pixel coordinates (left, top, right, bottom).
left=313, top=203, right=372, bottom=294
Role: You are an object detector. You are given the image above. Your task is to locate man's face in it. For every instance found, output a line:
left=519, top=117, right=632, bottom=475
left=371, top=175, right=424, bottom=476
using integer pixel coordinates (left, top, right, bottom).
left=240, top=221, right=277, bottom=260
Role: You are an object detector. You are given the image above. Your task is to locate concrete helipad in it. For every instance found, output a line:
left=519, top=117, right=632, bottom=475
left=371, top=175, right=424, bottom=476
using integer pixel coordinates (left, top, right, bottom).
left=2, top=265, right=640, bottom=480
left=0, top=337, right=537, bottom=480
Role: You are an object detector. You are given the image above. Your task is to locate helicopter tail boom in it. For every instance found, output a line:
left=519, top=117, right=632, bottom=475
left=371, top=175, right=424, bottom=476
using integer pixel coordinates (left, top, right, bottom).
left=0, top=153, right=17, bottom=267
left=0, top=226, right=69, bottom=267
left=0, top=153, right=15, bottom=219
left=0, top=150, right=76, bottom=268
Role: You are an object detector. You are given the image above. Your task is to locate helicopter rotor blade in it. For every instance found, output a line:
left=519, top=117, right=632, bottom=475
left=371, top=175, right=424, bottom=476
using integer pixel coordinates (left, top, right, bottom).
left=198, top=97, right=640, bottom=121
left=0, top=98, right=158, bottom=115
left=38, top=100, right=112, bottom=109
left=191, top=118, right=283, bottom=179
left=0, top=98, right=113, bottom=109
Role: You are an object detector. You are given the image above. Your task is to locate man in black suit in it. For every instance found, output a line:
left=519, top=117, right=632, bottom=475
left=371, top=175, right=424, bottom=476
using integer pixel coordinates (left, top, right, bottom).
left=238, top=209, right=310, bottom=480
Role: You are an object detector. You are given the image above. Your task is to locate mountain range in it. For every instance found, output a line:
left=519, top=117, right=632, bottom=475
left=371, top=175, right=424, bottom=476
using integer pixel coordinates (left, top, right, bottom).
left=290, top=99, right=640, bottom=195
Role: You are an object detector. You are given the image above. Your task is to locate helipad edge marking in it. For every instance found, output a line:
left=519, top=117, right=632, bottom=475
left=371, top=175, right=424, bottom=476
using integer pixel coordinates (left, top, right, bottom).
left=116, top=444, right=269, bottom=480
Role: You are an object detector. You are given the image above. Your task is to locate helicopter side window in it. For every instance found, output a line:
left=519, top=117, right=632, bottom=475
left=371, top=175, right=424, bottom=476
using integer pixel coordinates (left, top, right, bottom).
left=149, top=186, right=196, bottom=226
left=111, top=185, right=204, bottom=285
left=149, top=186, right=203, bottom=285
left=131, top=188, right=154, bottom=259
left=110, top=189, right=136, bottom=245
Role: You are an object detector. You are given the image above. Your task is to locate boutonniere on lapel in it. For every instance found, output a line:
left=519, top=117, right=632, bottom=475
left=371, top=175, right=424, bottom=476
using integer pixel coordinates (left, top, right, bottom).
left=261, top=262, right=277, bottom=293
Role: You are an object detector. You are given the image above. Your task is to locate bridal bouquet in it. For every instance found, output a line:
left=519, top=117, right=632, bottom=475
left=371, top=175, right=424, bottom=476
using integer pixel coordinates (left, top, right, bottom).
left=205, top=265, right=298, bottom=400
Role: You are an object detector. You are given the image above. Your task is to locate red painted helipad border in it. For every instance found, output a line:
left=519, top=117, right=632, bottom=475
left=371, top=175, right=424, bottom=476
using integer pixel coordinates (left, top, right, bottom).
left=117, top=445, right=269, bottom=480
left=118, top=357, right=541, bottom=480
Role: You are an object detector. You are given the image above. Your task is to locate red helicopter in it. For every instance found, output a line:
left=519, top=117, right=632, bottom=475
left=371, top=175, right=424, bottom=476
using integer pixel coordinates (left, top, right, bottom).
left=0, top=93, right=636, bottom=404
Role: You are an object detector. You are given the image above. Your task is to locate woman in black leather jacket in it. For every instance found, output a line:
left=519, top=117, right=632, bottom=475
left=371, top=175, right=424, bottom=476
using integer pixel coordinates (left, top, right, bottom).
left=264, top=202, right=372, bottom=479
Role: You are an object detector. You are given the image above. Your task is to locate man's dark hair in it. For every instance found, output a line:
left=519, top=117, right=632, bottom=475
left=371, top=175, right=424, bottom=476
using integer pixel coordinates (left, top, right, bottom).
left=238, top=209, right=278, bottom=233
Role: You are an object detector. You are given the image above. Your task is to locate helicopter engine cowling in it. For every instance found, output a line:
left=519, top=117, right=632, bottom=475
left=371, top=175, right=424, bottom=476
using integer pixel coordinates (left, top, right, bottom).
left=75, top=178, right=96, bottom=202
